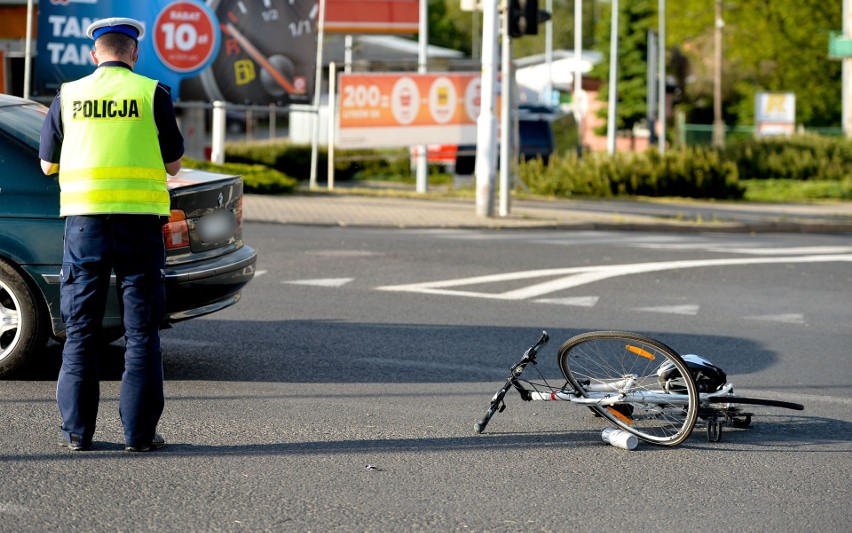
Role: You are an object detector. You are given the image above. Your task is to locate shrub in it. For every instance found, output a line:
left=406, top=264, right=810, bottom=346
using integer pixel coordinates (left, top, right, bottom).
left=723, top=135, right=852, bottom=181
left=521, top=147, right=743, bottom=199
left=224, top=140, right=414, bottom=182
left=181, top=157, right=298, bottom=194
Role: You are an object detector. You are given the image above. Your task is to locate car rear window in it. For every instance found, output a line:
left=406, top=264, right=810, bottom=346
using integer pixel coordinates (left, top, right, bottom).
left=0, top=104, right=46, bottom=151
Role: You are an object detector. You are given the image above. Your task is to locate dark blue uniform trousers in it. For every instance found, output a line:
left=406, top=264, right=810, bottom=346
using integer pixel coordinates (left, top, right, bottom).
left=57, top=214, right=166, bottom=448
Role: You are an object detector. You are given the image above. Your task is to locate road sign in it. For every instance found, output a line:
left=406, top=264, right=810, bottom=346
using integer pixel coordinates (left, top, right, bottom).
left=755, top=92, right=795, bottom=137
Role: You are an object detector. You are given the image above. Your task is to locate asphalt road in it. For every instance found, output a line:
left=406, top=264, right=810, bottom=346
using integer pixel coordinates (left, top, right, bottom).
left=1, top=224, right=850, bottom=532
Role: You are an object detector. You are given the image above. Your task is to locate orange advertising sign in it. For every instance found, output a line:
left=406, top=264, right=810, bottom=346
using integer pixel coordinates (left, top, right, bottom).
left=337, top=72, right=484, bottom=149
left=325, top=0, right=420, bottom=34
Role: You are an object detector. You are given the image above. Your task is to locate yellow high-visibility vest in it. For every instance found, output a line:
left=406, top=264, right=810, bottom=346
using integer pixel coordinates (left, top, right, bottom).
left=59, top=66, right=169, bottom=216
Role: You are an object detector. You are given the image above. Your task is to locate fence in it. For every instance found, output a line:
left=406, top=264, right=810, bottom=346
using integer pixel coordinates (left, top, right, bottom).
left=680, top=123, right=845, bottom=146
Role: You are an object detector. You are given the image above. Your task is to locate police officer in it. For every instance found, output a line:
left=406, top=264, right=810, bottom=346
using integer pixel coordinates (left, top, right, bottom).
left=39, top=17, right=184, bottom=452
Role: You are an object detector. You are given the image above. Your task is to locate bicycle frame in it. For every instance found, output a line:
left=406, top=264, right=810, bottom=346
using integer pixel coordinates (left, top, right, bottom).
left=475, top=331, right=694, bottom=434
left=476, top=330, right=802, bottom=445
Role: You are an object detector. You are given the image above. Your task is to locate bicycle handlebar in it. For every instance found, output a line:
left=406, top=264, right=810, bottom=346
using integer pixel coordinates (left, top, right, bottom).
left=525, top=331, right=550, bottom=358
left=475, top=331, right=550, bottom=434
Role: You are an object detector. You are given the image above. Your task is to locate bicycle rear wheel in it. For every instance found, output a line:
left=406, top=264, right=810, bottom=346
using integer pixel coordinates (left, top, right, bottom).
left=558, top=331, right=699, bottom=446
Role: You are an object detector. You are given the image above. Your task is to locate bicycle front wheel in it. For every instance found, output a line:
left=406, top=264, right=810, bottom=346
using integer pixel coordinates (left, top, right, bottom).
left=558, top=331, right=699, bottom=446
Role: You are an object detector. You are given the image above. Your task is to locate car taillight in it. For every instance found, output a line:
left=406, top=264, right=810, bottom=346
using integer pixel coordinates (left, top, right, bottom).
left=235, top=196, right=243, bottom=236
left=162, top=210, right=190, bottom=249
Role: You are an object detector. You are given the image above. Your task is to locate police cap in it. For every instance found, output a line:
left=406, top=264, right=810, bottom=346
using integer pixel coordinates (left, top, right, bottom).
left=86, top=17, right=145, bottom=42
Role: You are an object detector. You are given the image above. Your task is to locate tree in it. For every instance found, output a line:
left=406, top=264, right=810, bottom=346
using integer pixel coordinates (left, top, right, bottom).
left=429, top=0, right=843, bottom=129
left=428, top=0, right=473, bottom=56
left=590, top=0, right=657, bottom=139
left=432, top=0, right=605, bottom=61
left=667, top=0, right=842, bottom=128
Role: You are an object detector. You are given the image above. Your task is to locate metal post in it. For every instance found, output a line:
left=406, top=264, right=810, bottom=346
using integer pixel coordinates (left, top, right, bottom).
left=657, top=0, right=666, bottom=154
left=711, top=0, right=726, bottom=147
left=211, top=101, right=226, bottom=164
left=544, top=0, right=553, bottom=103
left=23, top=0, right=33, bottom=99
left=499, top=7, right=512, bottom=217
left=475, top=0, right=500, bottom=217
left=245, top=108, right=253, bottom=141
left=328, top=62, right=337, bottom=190
left=415, top=0, right=429, bottom=193
left=606, top=0, right=619, bottom=155
left=647, top=30, right=658, bottom=145
left=309, top=0, right=327, bottom=189
left=344, top=35, right=353, bottom=73
left=844, top=0, right=852, bottom=138
left=574, top=0, right=584, bottom=156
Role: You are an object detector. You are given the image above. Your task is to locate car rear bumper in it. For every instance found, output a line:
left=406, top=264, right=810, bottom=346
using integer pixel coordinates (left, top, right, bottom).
left=33, top=244, right=257, bottom=335
left=164, top=244, right=257, bottom=322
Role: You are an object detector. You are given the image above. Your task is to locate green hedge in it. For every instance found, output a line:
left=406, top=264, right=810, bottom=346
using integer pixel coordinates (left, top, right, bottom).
left=181, top=158, right=298, bottom=194
left=214, top=135, right=851, bottom=200
left=224, top=140, right=413, bottom=182
left=520, top=147, right=743, bottom=199
left=723, top=135, right=852, bottom=181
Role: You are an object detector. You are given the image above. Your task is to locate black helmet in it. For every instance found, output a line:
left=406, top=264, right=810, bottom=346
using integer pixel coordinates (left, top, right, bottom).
left=657, top=354, right=727, bottom=393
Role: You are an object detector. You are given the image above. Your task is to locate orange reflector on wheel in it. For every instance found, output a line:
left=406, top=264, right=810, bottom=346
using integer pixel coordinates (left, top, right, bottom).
left=607, top=407, right=635, bottom=425
left=626, top=345, right=656, bottom=360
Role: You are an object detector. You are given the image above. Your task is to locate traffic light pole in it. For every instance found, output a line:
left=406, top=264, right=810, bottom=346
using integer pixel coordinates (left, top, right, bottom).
left=476, top=0, right=500, bottom=217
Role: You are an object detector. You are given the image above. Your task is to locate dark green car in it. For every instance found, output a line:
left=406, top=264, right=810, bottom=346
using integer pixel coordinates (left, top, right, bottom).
left=0, top=94, right=257, bottom=377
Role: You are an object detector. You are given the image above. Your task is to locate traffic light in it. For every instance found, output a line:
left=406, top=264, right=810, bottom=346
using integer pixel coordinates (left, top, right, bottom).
left=508, top=0, right=551, bottom=38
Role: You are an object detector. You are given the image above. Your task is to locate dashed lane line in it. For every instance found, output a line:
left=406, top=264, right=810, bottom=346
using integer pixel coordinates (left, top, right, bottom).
left=745, top=313, right=807, bottom=325
left=283, top=278, right=354, bottom=287
left=634, top=304, right=701, bottom=316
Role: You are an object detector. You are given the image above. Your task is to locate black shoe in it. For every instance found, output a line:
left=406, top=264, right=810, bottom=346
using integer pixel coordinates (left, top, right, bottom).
left=59, top=434, right=91, bottom=452
left=125, top=433, right=165, bottom=453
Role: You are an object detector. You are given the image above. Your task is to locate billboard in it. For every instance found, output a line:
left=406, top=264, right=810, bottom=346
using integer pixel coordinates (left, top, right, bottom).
left=337, top=72, right=482, bottom=149
left=36, top=0, right=318, bottom=105
left=324, top=0, right=419, bottom=34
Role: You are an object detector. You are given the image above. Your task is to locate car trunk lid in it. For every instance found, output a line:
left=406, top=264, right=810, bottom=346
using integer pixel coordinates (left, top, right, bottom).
left=165, top=169, right=245, bottom=262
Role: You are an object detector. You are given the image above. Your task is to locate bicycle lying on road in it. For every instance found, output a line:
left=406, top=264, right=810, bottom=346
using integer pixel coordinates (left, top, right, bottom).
left=476, top=331, right=804, bottom=446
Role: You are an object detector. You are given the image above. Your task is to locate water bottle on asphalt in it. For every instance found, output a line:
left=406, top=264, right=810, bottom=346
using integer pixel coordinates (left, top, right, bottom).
left=601, top=427, right=639, bottom=450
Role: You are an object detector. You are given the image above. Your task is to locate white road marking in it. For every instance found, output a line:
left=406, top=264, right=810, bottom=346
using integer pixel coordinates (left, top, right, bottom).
left=255, top=270, right=268, bottom=277
left=707, top=246, right=852, bottom=256
left=0, top=503, right=29, bottom=515
left=284, top=278, right=354, bottom=287
left=745, top=313, right=807, bottom=325
left=634, top=304, right=700, bottom=316
left=377, top=254, right=852, bottom=301
left=534, top=296, right=600, bottom=307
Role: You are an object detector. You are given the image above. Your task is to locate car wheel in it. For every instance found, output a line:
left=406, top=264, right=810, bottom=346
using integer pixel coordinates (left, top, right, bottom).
left=0, top=259, right=49, bottom=377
